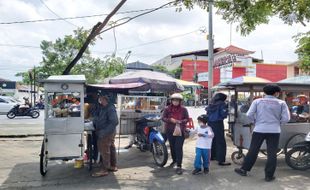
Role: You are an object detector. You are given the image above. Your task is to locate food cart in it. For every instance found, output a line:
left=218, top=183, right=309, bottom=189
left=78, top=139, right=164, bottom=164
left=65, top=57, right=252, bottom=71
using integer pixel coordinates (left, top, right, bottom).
left=40, top=75, right=86, bottom=176
left=214, top=76, right=310, bottom=165
left=117, top=95, right=167, bottom=134
left=39, top=71, right=184, bottom=175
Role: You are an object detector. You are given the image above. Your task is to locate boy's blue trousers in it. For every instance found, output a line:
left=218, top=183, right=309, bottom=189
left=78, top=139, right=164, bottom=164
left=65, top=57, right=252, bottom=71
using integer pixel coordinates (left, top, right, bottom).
left=194, top=147, right=210, bottom=169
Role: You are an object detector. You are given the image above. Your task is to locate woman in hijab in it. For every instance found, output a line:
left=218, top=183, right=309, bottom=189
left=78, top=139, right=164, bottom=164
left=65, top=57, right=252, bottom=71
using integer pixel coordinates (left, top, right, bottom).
left=162, top=93, right=189, bottom=175
left=206, top=93, right=231, bottom=166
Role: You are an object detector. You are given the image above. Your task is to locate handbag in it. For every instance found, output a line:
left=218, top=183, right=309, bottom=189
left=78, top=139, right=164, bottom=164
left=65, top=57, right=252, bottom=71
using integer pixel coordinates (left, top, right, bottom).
left=184, top=129, right=190, bottom=139
left=173, top=124, right=182, bottom=136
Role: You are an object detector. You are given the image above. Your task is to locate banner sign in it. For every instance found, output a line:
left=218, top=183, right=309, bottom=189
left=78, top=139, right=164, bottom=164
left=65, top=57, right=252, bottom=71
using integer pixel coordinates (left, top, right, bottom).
left=197, top=72, right=209, bottom=82
left=214, top=54, right=237, bottom=68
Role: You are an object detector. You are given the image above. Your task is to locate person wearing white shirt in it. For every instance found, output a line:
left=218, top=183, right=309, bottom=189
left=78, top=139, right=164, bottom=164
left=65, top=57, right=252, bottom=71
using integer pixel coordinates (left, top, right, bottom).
left=235, top=84, right=290, bottom=182
left=190, top=115, right=214, bottom=175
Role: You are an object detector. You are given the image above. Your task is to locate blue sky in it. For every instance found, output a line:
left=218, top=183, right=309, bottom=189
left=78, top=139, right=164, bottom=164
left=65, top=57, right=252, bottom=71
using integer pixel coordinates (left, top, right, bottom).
left=0, top=0, right=308, bottom=81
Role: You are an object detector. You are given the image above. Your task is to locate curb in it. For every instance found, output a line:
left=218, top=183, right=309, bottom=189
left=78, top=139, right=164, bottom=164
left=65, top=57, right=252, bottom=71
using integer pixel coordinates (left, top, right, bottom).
left=0, top=134, right=43, bottom=138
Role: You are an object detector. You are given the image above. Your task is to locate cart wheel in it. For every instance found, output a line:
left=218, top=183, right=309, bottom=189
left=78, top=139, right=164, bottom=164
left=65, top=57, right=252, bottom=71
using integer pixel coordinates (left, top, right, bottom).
left=87, top=134, right=93, bottom=171
left=40, top=141, right=48, bottom=176
left=284, top=133, right=307, bottom=155
left=260, top=149, right=283, bottom=156
left=231, top=151, right=245, bottom=165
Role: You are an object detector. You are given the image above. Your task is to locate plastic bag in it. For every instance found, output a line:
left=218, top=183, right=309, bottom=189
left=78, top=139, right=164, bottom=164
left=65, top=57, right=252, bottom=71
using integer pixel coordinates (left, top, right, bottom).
left=173, top=124, right=182, bottom=136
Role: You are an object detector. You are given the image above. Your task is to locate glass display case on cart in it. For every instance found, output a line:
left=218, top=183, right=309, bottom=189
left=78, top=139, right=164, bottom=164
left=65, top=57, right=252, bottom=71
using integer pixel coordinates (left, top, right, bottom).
left=117, top=95, right=167, bottom=135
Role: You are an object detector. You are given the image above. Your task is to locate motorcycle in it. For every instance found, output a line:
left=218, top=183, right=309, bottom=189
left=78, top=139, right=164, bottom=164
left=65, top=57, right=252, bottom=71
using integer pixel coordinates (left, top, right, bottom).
left=134, top=114, right=168, bottom=167
left=35, top=101, right=44, bottom=110
left=285, top=131, right=310, bottom=170
left=7, top=104, right=40, bottom=119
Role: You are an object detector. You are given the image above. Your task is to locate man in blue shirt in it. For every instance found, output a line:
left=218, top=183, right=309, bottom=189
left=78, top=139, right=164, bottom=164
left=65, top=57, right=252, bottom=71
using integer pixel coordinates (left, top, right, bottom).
left=235, top=84, right=290, bottom=182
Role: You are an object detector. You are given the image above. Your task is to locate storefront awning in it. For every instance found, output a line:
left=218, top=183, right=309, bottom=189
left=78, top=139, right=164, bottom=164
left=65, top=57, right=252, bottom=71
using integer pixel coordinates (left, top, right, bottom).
left=217, top=76, right=271, bottom=86
left=87, top=82, right=146, bottom=90
left=175, top=79, right=202, bottom=87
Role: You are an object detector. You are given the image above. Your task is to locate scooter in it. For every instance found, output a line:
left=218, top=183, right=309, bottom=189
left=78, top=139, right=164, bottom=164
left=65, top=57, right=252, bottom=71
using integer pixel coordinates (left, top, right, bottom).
left=35, top=101, right=44, bottom=110
left=135, top=114, right=168, bottom=167
left=285, top=131, right=310, bottom=170
left=7, top=104, right=40, bottom=119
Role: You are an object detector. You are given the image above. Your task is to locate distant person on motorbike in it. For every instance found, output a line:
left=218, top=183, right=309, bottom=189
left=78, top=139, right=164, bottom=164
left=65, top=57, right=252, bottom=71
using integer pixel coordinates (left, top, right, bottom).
left=19, top=97, right=31, bottom=113
left=92, top=95, right=119, bottom=177
left=234, top=84, right=290, bottom=182
left=162, top=93, right=189, bottom=175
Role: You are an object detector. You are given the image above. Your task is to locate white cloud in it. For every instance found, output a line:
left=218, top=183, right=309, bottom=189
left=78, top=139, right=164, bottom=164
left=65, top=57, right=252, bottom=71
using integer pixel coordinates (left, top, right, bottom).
left=0, top=0, right=308, bottom=81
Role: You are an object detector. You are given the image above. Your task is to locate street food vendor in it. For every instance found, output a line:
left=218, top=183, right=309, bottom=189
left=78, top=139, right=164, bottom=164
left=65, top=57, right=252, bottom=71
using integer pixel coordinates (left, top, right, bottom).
left=92, top=95, right=119, bottom=177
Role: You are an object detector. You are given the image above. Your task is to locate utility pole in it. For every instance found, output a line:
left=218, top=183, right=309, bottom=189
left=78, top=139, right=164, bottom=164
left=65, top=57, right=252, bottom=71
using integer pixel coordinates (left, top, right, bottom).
left=33, top=66, right=36, bottom=106
left=194, top=55, right=197, bottom=107
left=208, top=0, right=214, bottom=105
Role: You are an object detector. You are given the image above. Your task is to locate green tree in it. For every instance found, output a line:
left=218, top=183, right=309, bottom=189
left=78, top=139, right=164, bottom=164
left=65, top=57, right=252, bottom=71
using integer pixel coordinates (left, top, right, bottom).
left=152, top=65, right=169, bottom=72
left=16, top=28, right=125, bottom=84
left=295, top=31, right=310, bottom=73
left=171, top=67, right=183, bottom=79
left=175, top=0, right=310, bottom=35
left=176, top=0, right=310, bottom=72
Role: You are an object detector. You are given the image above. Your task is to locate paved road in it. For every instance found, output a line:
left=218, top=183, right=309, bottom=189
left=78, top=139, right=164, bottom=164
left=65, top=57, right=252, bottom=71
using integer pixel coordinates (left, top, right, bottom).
left=0, top=110, right=44, bottom=137
left=0, top=107, right=205, bottom=137
left=0, top=107, right=308, bottom=189
left=0, top=136, right=309, bottom=190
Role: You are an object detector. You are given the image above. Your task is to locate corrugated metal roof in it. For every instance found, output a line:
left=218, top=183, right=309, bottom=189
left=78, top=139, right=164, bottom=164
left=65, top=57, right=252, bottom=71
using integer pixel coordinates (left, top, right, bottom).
left=0, top=77, right=11, bottom=82
left=170, top=47, right=223, bottom=58
left=217, top=45, right=255, bottom=55
left=126, top=61, right=153, bottom=70
left=278, top=76, right=310, bottom=84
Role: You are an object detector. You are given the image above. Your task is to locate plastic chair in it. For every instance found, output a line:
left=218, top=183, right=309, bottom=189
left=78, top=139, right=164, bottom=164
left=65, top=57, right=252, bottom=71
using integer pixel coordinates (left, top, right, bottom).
left=186, top=118, right=194, bottom=129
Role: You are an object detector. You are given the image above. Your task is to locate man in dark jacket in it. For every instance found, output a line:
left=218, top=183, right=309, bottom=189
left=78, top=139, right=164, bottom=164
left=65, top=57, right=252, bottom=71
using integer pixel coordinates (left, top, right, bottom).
left=206, top=93, right=231, bottom=166
left=92, top=95, right=119, bottom=177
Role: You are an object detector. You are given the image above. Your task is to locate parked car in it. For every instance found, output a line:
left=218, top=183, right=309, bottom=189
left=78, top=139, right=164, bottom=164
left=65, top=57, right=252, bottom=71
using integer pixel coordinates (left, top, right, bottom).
left=0, top=96, right=18, bottom=115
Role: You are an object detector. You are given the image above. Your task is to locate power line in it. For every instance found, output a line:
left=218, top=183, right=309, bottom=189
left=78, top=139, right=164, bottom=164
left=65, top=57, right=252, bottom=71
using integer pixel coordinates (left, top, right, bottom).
left=39, top=0, right=78, bottom=27
left=0, top=27, right=201, bottom=53
left=117, top=29, right=199, bottom=51
left=0, top=6, right=173, bottom=25
left=0, top=44, right=40, bottom=49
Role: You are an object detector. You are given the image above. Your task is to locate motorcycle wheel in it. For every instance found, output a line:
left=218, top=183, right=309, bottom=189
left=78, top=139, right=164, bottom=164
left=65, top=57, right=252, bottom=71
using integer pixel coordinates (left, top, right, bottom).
left=284, top=133, right=307, bottom=154
left=152, top=141, right=168, bottom=167
left=31, top=111, right=40, bottom=118
left=285, top=147, right=310, bottom=171
left=7, top=111, right=16, bottom=119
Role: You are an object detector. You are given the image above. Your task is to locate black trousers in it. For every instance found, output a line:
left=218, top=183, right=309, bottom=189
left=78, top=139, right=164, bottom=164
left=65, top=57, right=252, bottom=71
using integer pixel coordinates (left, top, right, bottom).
left=92, top=132, right=99, bottom=160
left=209, top=121, right=227, bottom=163
left=242, top=132, right=280, bottom=178
left=167, top=133, right=185, bottom=167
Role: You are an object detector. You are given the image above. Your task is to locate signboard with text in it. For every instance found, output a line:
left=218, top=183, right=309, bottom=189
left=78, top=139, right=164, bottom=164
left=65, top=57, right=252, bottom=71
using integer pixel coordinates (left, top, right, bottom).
left=197, top=72, right=209, bottom=82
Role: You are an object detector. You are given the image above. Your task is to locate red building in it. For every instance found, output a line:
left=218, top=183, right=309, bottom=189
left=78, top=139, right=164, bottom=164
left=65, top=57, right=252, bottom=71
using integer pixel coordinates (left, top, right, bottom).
left=180, top=45, right=299, bottom=88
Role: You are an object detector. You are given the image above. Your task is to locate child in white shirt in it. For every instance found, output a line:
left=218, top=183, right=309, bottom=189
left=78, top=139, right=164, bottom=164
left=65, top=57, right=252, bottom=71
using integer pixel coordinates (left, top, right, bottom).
left=190, top=114, right=214, bottom=175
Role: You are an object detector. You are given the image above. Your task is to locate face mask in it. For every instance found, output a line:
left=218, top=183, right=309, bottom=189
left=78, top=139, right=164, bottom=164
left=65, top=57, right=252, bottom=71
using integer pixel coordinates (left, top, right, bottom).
left=98, top=98, right=101, bottom=104
left=172, top=100, right=180, bottom=106
left=198, top=122, right=204, bottom=126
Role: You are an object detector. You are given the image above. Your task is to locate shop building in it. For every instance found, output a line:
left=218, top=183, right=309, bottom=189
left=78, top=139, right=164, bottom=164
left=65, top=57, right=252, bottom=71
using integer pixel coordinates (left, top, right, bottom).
left=174, top=45, right=301, bottom=88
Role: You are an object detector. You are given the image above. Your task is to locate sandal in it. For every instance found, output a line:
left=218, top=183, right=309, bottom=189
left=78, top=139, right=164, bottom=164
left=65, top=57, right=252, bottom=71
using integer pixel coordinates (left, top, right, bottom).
left=92, top=170, right=109, bottom=177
